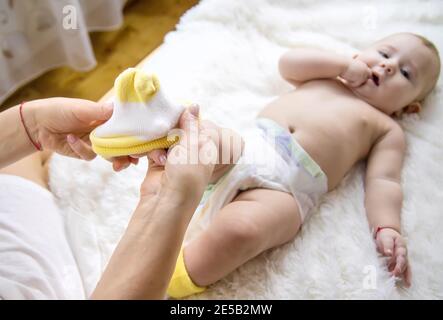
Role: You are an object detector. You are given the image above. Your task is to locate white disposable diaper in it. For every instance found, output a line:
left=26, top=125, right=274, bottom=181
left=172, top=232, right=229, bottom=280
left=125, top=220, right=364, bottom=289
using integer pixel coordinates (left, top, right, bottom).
left=194, top=118, right=328, bottom=226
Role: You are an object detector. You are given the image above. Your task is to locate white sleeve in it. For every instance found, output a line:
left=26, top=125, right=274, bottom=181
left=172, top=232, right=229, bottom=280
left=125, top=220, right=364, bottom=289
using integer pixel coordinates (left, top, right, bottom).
left=0, top=174, right=85, bottom=299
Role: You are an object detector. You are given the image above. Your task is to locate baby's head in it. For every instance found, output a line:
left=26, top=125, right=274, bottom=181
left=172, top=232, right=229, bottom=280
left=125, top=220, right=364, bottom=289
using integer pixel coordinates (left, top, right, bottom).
left=351, top=32, right=440, bottom=116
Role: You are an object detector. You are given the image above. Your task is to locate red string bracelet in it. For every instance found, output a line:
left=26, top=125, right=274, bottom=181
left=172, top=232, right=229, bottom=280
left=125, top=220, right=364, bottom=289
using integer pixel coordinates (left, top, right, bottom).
left=19, top=101, right=42, bottom=151
left=374, top=226, right=399, bottom=239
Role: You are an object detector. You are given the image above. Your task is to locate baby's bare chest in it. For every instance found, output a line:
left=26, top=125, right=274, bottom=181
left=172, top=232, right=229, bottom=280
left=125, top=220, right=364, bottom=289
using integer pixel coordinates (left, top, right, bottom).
left=261, top=81, right=384, bottom=138
left=259, top=81, right=389, bottom=183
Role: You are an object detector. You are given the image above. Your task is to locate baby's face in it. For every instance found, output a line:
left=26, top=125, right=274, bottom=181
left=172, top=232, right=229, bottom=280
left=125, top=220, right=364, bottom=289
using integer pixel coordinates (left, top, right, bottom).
left=350, top=34, right=438, bottom=115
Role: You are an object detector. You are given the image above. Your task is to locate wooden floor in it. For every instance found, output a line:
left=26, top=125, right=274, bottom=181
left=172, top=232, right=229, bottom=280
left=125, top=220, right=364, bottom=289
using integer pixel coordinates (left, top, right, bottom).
left=1, top=0, right=198, bottom=111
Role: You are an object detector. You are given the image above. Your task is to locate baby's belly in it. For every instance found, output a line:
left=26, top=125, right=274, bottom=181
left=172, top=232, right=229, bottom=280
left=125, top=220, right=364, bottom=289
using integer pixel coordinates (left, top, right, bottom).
left=292, top=130, right=360, bottom=190
left=256, top=114, right=365, bottom=190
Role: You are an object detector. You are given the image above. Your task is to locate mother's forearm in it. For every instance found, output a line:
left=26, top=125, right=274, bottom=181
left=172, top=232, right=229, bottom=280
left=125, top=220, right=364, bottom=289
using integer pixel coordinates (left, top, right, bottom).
left=90, top=187, right=201, bottom=300
left=0, top=102, right=39, bottom=169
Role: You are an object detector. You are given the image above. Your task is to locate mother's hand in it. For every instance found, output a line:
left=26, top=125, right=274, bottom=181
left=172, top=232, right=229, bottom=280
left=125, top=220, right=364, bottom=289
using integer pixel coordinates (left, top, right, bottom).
left=26, top=97, right=136, bottom=169
left=140, top=105, right=217, bottom=207
left=91, top=105, right=218, bottom=299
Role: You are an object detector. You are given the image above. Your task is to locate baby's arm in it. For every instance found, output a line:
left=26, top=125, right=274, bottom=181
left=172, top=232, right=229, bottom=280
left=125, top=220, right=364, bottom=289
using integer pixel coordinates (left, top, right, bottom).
left=279, top=48, right=371, bottom=86
left=364, top=122, right=411, bottom=287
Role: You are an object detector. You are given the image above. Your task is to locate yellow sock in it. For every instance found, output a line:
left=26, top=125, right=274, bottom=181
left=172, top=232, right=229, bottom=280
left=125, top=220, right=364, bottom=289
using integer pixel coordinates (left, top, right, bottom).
left=90, top=68, right=184, bottom=158
left=167, top=248, right=206, bottom=299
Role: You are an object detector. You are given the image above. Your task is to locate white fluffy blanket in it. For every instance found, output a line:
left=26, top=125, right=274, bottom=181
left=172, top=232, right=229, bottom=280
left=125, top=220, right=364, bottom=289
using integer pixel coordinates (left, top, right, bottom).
left=49, top=0, right=443, bottom=299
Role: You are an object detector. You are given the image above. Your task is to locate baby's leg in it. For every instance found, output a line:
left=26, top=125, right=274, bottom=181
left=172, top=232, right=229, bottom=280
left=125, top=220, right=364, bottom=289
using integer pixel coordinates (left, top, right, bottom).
left=185, top=188, right=302, bottom=287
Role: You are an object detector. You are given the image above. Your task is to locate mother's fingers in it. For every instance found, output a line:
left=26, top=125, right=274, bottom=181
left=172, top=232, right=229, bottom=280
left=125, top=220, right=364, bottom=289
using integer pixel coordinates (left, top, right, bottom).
left=74, top=100, right=114, bottom=123
left=116, top=157, right=138, bottom=171
left=147, top=149, right=167, bottom=166
left=178, top=106, right=200, bottom=134
left=197, top=133, right=218, bottom=166
left=129, top=157, right=139, bottom=165
left=67, top=134, right=96, bottom=161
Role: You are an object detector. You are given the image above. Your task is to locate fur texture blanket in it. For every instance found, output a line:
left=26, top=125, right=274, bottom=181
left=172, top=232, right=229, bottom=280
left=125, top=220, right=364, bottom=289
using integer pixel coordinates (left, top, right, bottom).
left=49, top=0, right=443, bottom=299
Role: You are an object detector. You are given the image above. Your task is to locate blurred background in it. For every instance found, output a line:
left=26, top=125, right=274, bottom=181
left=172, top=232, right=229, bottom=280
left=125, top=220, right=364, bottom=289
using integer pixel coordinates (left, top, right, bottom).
left=0, top=0, right=198, bottom=112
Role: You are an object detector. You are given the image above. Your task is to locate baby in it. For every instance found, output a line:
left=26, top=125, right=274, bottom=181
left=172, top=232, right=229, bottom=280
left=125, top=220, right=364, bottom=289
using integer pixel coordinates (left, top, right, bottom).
left=159, top=33, right=440, bottom=298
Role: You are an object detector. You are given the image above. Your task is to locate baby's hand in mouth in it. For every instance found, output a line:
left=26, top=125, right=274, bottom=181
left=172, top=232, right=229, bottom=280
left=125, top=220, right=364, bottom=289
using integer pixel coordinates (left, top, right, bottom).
left=340, top=58, right=372, bottom=88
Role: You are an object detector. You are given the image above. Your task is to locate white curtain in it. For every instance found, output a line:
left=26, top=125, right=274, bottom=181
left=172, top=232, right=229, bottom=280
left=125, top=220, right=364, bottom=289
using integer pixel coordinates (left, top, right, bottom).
left=0, top=0, right=126, bottom=105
